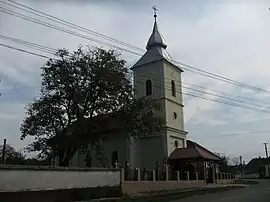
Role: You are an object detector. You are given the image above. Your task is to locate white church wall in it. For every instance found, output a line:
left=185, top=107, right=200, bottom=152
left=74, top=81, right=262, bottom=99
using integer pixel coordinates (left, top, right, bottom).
left=93, top=132, right=128, bottom=168
left=138, top=135, right=166, bottom=169
left=163, top=62, right=185, bottom=132
left=167, top=135, right=185, bottom=155
left=127, top=136, right=139, bottom=169
left=68, top=133, right=128, bottom=168
left=165, top=100, right=185, bottom=131
left=163, top=62, right=183, bottom=105
left=133, top=61, right=165, bottom=99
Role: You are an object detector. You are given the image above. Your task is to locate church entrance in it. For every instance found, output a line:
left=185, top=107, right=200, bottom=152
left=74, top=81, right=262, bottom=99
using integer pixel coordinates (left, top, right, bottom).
left=111, top=151, right=118, bottom=168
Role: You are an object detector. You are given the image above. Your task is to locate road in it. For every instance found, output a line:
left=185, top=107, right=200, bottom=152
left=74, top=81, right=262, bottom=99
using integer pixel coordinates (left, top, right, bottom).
left=172, top=180, right=270, bottom=202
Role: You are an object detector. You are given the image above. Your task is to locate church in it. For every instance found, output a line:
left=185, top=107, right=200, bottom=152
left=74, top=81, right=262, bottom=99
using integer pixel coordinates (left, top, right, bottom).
left=49, top=12, right=220, bottom=174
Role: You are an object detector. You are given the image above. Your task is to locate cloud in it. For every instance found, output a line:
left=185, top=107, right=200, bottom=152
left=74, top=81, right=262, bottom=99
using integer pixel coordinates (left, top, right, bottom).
left=0, top=0, right=270, bottom=162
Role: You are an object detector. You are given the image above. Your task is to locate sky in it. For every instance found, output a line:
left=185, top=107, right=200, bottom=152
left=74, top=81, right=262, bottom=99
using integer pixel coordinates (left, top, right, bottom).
left=1, top=0, right=270, bottom=163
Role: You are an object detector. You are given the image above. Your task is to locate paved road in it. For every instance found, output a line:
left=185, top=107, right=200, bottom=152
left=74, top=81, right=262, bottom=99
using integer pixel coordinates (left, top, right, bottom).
left=172, top=180, right=270, bottom=202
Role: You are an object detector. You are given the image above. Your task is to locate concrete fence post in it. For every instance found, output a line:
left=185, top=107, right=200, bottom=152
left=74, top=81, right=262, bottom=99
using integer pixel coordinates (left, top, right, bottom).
left=137, top=168, right=141, bottom=181
left=121, top=168, right=125, bottom=182
left=195, top=172, right=198, bottom=180
left=185, top=171, right=190, bottom=181
left=165, top=168, right=169, bottom=181
left=176, top=171, right=180, bottom=181
left=152, top=170, right=156, bottom=181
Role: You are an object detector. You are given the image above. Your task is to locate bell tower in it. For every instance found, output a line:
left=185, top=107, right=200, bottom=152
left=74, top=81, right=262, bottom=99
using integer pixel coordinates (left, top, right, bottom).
left=131, top=7, right=188, bottom=169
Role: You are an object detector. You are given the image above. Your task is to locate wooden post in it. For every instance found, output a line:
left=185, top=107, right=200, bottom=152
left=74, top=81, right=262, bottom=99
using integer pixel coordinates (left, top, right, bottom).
left=1, top=139, right=6, bottom=164
left=212, top=164, right=216, bottom=183
left=203, top=162, right=207, bottom=184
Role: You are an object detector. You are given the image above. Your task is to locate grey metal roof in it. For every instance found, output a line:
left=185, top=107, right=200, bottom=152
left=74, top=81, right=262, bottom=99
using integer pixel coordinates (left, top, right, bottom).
left=132, top=19, right=182, bottom=71
left=146, top=20, right=167, bottom=50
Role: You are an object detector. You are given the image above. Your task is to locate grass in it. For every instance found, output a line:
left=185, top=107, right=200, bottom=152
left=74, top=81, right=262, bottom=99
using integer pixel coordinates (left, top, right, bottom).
left=90, top=186, right=244, bottom=202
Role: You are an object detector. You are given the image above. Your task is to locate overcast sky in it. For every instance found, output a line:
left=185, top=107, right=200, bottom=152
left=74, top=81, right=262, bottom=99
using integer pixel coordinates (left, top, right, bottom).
left=1, top=0, right=270, bottom=163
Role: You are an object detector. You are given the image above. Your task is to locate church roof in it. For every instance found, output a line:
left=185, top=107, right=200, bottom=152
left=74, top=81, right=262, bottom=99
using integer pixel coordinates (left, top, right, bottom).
left=168, top=140, right=220, bottom=161
left=47, top=114, right=121, bottom=147
left=131, top=17, right=182, bottom=71
left=146, top=20, right=167, bottom=50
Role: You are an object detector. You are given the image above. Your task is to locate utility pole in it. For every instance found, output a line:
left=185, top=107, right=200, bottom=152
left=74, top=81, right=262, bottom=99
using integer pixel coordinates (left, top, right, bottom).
left=240, top=156, right=243, bottom=179
left=1, top=139, right=6, bottom=164
left=263, top=142, right=270, bottom=177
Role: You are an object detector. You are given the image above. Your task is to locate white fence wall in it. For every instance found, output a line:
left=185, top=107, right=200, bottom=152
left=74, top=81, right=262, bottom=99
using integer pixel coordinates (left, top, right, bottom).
left=0, top=165, right=121, bottom=192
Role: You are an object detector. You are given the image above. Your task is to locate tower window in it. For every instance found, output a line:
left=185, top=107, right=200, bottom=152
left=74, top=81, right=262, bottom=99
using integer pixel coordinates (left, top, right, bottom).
left=145, top=79, right=152, bottom=96
left=171, top=80, right=176, bottom=97
left=173, top=112, right=177, bottom=119
left=174, top=140, right=179, bottom=148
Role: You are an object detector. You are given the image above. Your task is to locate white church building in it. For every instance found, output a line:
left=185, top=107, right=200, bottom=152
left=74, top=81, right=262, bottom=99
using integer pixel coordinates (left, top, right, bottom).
left=50, top=13, right=189, bottom=170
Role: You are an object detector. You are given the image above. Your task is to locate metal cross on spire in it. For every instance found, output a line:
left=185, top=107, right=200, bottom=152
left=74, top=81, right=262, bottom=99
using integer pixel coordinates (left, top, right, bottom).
left=152, top=5, right=158, bottom=21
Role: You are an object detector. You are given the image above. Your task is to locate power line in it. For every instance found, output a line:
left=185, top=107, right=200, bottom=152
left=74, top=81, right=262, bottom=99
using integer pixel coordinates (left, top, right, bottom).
left=181, top=81, right=270, bottom=106
left=135, top=80, right=270, bottom=114
left=1, top=1, right=270, bottom=95
left=3, top=0, right=144, bottom=52
left=0, top=43, right=51, bottom=59
left=0, top=6, right=142, bottom=56
left=3, top=37, right=270, bottom=113
left=178, top=61, right=270, bottom=93
left=136, top=71, right=270, bottom=108
left=136, top=76, right=270, bottom=111
left=4, top=34, right=270, bottom=111
left=0, top=34, right=57, bottom=54
left=3, top=32, right=268, bottom=109
left=206, top=129, right=270, bottom=139
left=2, top=40, right=270, bottom=115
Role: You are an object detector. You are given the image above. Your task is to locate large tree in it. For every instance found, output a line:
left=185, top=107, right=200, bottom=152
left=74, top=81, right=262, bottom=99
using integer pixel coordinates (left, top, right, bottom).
left=20, top=46, right=164, bottom=165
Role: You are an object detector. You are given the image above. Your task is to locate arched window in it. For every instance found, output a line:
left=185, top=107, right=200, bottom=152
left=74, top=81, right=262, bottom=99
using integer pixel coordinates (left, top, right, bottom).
left=171, top=80, right=176, bottom=97
left=145, top=79, right=152, bottom=96
left=174, top=140, right=179, bottom=148
left=111, top=151, right=119, bottom=167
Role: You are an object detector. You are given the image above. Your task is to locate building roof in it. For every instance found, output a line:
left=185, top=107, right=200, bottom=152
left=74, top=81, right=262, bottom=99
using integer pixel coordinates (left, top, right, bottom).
left=168, top=140, right=220, bottom=161
left=245, top=157, right=269, bottom=174
left=131, top=17, right=182, bottom=71
left=47, top=114, right=120, bottom=147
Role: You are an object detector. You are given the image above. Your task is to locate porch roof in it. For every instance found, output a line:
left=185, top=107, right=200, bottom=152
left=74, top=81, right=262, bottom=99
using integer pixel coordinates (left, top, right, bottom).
left=168, top=140, right=221, bottom=161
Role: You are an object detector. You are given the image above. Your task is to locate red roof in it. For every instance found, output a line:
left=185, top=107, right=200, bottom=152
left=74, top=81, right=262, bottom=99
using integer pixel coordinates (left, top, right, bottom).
left=168, top=140, right=220, bottom=161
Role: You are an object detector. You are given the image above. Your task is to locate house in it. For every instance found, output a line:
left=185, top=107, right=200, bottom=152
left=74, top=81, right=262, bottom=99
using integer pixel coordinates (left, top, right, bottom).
left=244, top=157, right=269, bottom=178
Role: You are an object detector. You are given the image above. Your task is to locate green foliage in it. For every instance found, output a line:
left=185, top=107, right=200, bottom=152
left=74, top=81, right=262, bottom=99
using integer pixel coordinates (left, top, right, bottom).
left=20, top=46, right=165, bottom=165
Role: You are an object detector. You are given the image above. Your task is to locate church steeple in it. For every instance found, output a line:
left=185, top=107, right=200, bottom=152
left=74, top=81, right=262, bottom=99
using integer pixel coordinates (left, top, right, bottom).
left=131, top=6, right=180, bottom=70
left=146, top=6, right=167, bottom=50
